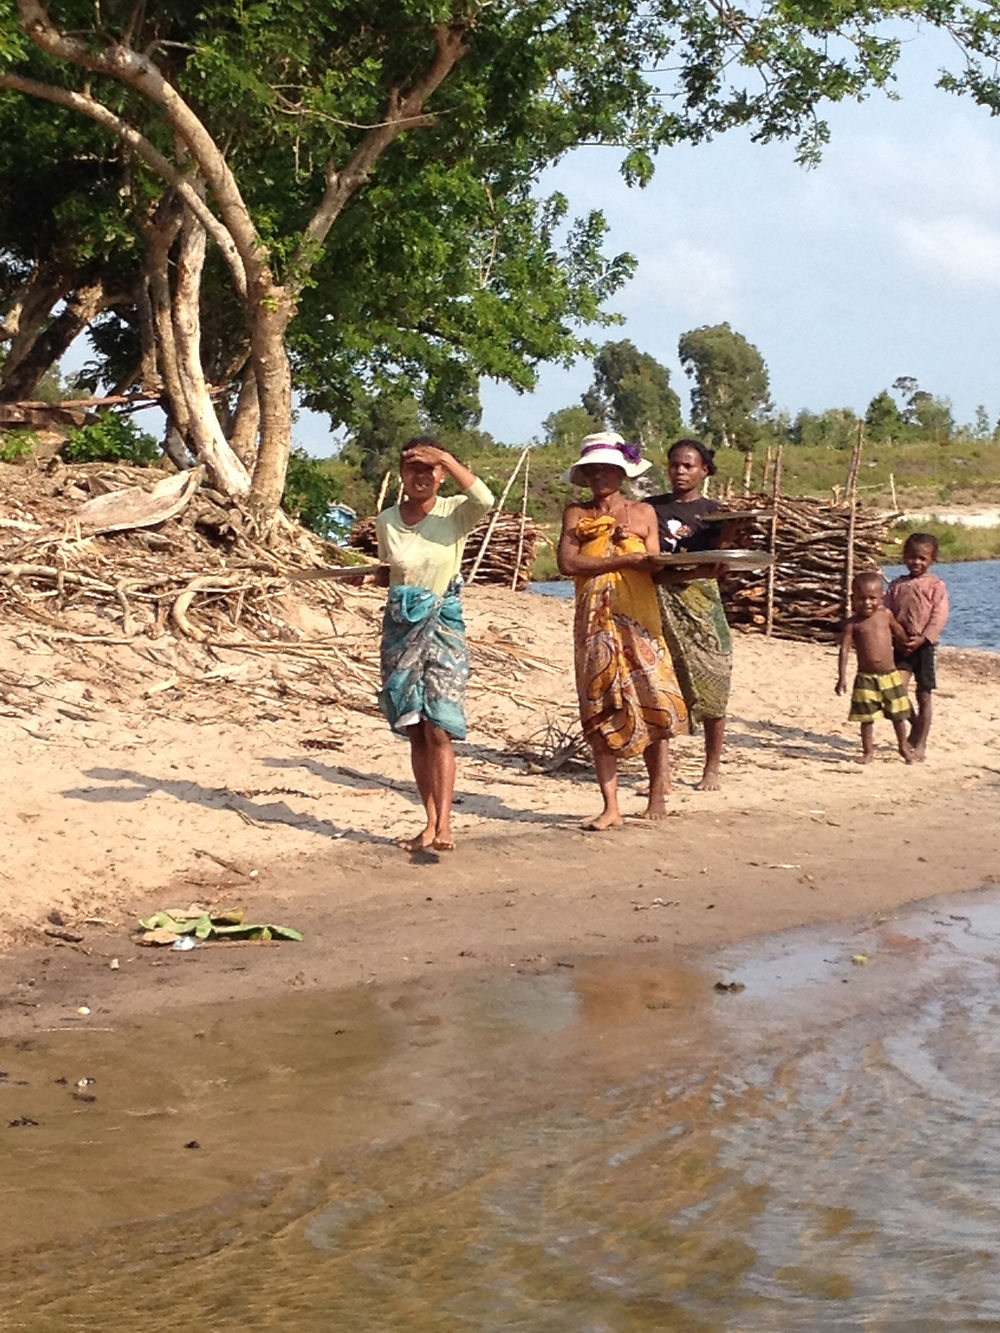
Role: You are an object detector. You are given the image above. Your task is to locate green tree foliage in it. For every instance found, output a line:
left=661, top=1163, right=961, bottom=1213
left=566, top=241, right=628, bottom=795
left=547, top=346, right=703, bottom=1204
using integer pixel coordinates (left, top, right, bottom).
left=61, top=412, right=160, bottom=464
left=677, top=322, right=770, bottom=451
left=865, top=390, right=902, bottom=441
left=543, top=405, right=603, bottom=450
left=583, top=340, right=681, bottom=446
left=5, top=0, right=1000, bottom=516
left=891, top=377, right=953, bottom=441
left=790, top=407, right=860, bottom=450
left=281, top=448, right=343, bottom=537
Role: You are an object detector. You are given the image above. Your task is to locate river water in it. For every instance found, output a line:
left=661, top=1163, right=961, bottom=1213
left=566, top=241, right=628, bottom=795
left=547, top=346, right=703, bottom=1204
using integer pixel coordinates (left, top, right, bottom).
left=534, top=558, right=1000, bottom=654
left=6, top=886, right=1000, bottom=1328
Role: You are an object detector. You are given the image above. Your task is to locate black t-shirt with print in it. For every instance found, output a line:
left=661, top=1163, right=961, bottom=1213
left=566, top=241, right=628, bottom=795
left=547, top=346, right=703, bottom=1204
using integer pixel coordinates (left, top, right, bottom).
left=645, top=495, right=721, bottom=553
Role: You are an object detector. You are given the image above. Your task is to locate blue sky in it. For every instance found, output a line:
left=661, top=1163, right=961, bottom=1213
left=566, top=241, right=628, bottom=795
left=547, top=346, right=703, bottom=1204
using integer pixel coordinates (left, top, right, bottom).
left=468, top=30, right=1000, bottom=449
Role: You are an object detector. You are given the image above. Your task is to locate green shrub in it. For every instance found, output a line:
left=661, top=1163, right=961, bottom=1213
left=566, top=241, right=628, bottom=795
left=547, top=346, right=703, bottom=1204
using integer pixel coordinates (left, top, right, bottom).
left=62, top=414, right=160, bottom=465
left=0, top=430, right=39, bottom=462
left=884, top=519, right=1000, bottom=563
left=282, top=447, right=344, bottom=537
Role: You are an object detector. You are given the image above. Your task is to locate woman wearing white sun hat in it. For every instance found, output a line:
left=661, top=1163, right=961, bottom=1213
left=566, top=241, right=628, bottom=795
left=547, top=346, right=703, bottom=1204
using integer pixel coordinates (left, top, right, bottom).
left=557, top=432, right=688, bottom=830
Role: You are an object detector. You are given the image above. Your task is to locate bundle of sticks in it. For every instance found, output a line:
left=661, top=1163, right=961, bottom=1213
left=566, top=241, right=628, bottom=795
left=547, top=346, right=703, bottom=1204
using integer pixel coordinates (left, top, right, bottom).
left=350, top=510, right=541, bottom=591
left=716, top=494, right=898, bottom=642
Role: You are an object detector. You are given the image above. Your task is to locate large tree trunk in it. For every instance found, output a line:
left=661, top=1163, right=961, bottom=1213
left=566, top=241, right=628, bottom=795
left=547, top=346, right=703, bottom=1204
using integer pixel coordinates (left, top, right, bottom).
left=228, top=364, right=260, bottom=470
left=0, top=264, right=73, bottom=399
left=247, top=286, right=295, bottom=522
left=0, top=275, right=109, bottom=401
left=144, top=204, right=190, bottom=444
left=171, top=205, right=251, bottom=497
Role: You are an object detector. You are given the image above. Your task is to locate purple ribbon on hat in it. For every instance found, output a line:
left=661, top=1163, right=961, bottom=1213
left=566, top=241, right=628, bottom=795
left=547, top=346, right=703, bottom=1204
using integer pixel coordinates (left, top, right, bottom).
left=579, top=440, right=642, bottom=465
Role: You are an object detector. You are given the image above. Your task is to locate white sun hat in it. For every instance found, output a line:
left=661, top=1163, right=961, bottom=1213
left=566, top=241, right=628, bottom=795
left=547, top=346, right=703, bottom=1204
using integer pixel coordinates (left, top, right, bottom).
left=561, top=431, right=651, bottom=487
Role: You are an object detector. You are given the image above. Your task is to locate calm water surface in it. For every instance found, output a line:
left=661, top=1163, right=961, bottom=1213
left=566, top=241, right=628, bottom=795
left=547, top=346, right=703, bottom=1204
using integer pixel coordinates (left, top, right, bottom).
left=534, top=558, right=1000, bottom=654
left=5, top=887, right=1000, bottom=1328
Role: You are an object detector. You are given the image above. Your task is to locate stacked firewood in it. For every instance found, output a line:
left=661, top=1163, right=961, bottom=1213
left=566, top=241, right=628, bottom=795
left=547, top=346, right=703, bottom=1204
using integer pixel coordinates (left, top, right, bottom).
left=717, top=494, right=898, bottom=642
left=350, top=510, right=542, bottom=591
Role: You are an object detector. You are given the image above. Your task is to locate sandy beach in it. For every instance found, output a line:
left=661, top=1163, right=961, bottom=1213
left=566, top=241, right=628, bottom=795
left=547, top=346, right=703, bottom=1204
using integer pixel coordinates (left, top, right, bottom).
left=0, top=580, right=997, bottom=1031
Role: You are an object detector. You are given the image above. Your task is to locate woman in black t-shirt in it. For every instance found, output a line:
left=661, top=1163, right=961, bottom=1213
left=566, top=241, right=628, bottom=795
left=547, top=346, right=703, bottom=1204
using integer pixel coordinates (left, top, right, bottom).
left=646, top=440, right=732, bottom=790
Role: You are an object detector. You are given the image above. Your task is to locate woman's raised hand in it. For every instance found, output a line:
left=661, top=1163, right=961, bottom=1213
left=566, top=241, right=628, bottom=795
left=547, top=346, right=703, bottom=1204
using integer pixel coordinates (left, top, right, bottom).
left=402, top=443, right=447, bottom=468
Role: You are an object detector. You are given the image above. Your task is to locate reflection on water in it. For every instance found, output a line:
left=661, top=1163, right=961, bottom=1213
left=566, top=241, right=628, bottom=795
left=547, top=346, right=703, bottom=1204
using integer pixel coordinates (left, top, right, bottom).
left=5, top=890, right=1000, bottom=1329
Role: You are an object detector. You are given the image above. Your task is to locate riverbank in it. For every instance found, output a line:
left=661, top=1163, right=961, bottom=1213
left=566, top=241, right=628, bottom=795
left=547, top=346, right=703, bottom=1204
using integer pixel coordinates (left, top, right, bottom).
left=0, top=584, right=998, bottom=1034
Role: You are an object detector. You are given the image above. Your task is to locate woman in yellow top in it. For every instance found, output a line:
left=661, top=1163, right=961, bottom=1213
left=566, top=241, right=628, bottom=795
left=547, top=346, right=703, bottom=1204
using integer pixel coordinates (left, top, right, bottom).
left=557, top=433, right=688, bottom=830
left=375, top=437, right=493, bottom=852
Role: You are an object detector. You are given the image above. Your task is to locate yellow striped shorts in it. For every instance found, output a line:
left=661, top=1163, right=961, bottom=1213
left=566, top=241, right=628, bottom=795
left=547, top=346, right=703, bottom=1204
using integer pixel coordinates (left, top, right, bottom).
left=848, top=670, right=911, bottom=723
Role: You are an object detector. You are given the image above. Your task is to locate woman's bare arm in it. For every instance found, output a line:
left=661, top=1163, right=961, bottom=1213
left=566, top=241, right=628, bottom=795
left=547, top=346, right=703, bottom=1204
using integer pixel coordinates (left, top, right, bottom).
left=556, top=505, right=651, bottom=577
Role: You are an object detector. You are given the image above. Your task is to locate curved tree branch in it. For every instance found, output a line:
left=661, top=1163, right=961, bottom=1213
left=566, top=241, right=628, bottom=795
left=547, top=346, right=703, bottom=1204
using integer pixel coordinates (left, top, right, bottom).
left=0, top=69, right=248, bottom=300
left=15, top=0, right=266, bottom=282
left=290, top=20, right=470, bottom=291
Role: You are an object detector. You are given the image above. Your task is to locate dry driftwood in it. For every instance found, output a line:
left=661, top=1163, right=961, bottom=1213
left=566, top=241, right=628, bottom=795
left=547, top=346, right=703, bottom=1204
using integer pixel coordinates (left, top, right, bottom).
left=75, top=466, right=204, bottom=534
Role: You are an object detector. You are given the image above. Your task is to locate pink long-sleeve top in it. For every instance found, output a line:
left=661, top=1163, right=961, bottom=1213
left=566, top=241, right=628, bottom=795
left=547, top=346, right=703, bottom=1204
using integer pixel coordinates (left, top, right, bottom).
left=884, top=572, right=949, bottom=645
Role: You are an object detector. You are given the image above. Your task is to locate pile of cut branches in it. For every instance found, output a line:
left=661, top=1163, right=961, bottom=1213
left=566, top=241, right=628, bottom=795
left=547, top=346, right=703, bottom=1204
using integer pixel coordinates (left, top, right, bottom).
left=714, top=494, right=897, bottom=642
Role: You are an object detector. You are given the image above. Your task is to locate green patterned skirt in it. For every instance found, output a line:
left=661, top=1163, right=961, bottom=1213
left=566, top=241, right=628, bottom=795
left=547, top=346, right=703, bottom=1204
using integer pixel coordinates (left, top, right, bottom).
left=656, top=578, right=732, bottom=726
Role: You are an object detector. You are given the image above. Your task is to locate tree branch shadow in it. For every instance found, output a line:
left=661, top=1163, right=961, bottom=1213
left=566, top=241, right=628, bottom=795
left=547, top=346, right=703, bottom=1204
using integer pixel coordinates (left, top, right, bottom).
left=63, top=767, right=400, bottom=845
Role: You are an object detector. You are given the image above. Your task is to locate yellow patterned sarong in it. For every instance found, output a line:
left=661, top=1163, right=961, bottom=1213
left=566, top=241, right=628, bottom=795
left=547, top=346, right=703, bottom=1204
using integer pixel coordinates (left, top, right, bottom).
left=573, top=515, right=688, bottom=757
left=848, top=670, right=911, bottom=723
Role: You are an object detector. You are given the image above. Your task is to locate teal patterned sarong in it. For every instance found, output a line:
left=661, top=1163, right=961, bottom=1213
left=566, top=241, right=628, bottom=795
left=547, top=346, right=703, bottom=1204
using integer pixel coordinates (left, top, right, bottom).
left=378, top=577, right=469, bottom=739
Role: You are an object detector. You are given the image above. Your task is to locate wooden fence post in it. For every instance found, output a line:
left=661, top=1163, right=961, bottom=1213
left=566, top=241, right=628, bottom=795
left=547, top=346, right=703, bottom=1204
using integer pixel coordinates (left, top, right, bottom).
left=467, top=446, right=530, bottom=585
left=843, top=425, right=863, bottom=617
left=764, top=446, right=783, bottom=637
left=511, top=449, right=531, bottom=590
left=741, top=451, right=754, bottom=497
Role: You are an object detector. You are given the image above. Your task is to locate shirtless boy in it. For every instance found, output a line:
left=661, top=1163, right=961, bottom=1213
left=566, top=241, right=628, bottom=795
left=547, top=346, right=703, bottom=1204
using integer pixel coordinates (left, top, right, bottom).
left=836, top=571, right=913, bottom=764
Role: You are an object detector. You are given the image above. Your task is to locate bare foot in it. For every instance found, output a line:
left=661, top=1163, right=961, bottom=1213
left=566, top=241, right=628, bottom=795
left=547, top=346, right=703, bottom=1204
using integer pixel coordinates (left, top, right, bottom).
left=641, top=799, right=668, bottom=820
left=581, top=811, right=623, bottom=831
left=695, top=768, right=721, bottom=791
left=855, top=752, right=874, bottom=765
left=400, top=827, right=435, bottom=852
left=432, top=835, right=456, bottom=852
left=910, top=746, right=926, bottom=763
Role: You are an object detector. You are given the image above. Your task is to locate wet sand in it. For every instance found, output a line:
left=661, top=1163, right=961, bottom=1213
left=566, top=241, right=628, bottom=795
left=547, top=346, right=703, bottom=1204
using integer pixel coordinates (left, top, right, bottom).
left=6, top=885, right=1000, bottom=1328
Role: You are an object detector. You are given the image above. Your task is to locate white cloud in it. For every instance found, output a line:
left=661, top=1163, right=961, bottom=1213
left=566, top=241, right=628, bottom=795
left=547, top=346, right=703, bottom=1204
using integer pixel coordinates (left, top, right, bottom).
left=893, top=213, right=1000, bottom=291
left=617, top=238, right=743, bottom=327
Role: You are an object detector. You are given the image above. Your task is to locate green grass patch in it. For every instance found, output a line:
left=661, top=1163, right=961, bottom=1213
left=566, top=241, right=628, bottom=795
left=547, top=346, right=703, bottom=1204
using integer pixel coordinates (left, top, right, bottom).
left=883, top=520, right=1000, bottom=564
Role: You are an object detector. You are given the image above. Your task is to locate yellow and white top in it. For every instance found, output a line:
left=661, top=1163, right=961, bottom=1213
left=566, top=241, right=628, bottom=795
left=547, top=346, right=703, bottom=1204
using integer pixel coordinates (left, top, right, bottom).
left=376, top=478, right=494, bottom=596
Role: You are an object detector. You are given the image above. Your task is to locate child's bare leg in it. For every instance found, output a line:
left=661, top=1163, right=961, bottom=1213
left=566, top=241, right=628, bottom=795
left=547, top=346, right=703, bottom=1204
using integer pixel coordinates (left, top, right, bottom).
left=696, top=716, right=725, bottom=791
left=910, top=687, right=933, bottom=759
left=897, top=667, right=915, bottom=743
left=424, top=722, right=457, bottom=850
left=892, top=717, right=914, bottom=763
left=857, top=721, right=875, bottom=764
left=584, top=738, right=622, bottom=830
left=403, top=722, right=437, bottom=850
left=641, top=739, right=670, bottom=818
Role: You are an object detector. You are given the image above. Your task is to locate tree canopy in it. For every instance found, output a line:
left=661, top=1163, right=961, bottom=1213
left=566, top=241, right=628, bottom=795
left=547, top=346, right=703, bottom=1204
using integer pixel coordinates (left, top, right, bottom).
left=583, top=340, right=681, bottom=446
left=678, top=322, right=770, bottom=452
left=4, top=0, right=1000, bottom=518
